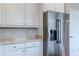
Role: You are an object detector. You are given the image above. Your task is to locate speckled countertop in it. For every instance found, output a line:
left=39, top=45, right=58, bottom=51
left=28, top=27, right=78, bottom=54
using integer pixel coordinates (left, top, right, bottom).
left=0, top=38, right=43, bottom=45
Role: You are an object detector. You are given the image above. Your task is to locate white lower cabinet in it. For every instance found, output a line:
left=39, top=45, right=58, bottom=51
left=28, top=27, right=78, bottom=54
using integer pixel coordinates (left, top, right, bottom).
left=0, top=45, right=4, bottom=56
left=4, top=49, right=25, bottom=56
left=0, top=41, right=43, bottom=56
left=24, top=41, right=43, bottom=56
left=25, top=46, right=42, bottom=56
left=4, top=43, right=24, bottom=50
left=4, top=46, right=42, bottom=56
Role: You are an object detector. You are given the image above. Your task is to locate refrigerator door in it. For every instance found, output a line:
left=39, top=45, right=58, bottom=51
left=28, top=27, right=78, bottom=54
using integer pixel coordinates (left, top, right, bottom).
left=47, top=11, right=57, bottom=56
left=56, top=13, right=65, bottom=56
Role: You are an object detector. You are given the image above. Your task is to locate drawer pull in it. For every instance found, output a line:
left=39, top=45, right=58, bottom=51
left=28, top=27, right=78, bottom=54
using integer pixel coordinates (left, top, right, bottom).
left=14, top=46, right=16, bottom=48
left=33, top=43, right=35, bottom=46
left=22, top=50, right=27, bottom=52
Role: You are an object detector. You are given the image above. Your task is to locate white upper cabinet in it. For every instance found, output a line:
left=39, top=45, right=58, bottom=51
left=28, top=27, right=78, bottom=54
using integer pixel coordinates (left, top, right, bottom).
left=0, top=3, right=40, bottom=27
left=4, top=3, right=24, bottom=26
left=55, top=3, right=64, bottom=13
left=0, top=4, right=3, bottom=25
left=43, top=3, right=64, bottom=13
left=25, top=3, right=40, bottom=27
left=43, top=3, right=55, bottom=12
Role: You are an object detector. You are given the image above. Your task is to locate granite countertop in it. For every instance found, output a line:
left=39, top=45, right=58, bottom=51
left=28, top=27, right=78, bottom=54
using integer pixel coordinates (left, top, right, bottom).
left=0, top=38, right=43, bottom=45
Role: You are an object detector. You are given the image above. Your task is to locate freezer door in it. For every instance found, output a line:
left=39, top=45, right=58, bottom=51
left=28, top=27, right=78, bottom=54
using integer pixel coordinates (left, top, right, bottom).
left=47, top=11, right=57, bottom=56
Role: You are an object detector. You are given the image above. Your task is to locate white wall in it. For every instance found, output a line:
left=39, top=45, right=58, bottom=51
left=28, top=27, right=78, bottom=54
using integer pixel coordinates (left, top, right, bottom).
left=70, top=8, right=79, bottom=56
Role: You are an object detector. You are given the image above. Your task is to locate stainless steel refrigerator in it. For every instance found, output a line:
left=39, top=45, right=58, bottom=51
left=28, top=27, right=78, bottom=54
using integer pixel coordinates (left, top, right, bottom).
left=43, top=11, right=69, bottom=56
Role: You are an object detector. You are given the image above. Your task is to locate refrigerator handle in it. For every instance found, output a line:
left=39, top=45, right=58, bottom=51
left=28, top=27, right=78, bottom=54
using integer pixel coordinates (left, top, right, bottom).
left=59, top=20, right=61, bottom=43
left=56, top=19, right=61, bottom=43
left=56, top=20, right=59, bottom=43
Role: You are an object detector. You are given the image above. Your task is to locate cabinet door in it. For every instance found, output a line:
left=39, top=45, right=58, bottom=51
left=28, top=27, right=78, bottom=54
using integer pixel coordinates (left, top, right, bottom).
left=4, top=3, right=24, bottom=26
left=25, top=41, right=43, bottom=56
left=25, top=46, right=42, bottom=56
left=5, top=49, right=25, bottom=56
left=0, top=45, right=4, bottom=56
left=55, top=3, right=64, bottom=13
left=43, top=3, right=55, bottom=12
left=25, top=3, right=40, bottom=27
left=43, top=3, right=64, bottom=13
left=24, top=41, right=41, bottom=48
left=0, top=4, right=3, bottom=25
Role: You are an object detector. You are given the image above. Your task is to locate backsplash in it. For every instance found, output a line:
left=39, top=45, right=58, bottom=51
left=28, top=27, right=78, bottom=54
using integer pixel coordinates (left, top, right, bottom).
left=0, top=29, right=38, bottom=41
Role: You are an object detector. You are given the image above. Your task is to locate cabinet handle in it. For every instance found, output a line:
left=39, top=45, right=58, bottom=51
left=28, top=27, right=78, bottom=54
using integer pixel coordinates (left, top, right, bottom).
left=22, top=50, right=24, bottom=52
left=14, top=46, right=16, bottom=48
left=25, top=50, right=27, bottom=52
left=33, top=43, right=35, bottom=46
left=22, top=50, right=27, bottom=52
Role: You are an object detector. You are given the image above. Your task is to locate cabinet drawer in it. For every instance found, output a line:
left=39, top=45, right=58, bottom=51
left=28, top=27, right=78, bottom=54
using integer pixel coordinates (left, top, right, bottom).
left=24, top=42, right=40, bottom=48
left=25, top=46, right=43, bottom=56
left=4, top=43, right=24, bottom=50
left=5, top=49, right=25, bottom=56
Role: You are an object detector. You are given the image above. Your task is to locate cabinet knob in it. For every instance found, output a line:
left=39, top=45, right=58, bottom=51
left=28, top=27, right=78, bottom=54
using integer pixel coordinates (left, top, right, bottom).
left=22, top=50, right=27, bottom=52
left=33, top=43, right=35, bottom=46
left=14, top=46, right=16, bottom=48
